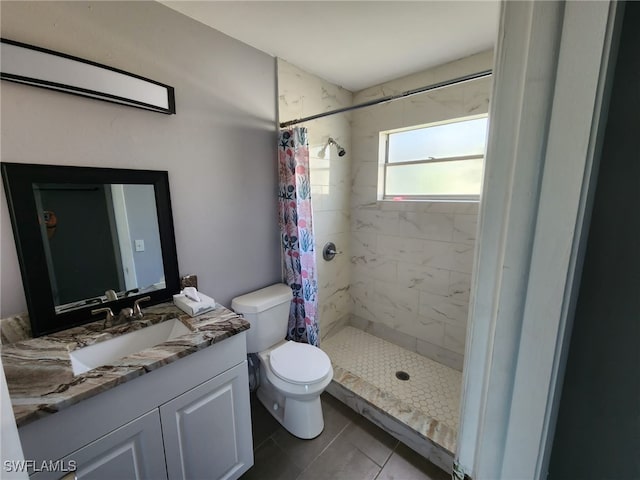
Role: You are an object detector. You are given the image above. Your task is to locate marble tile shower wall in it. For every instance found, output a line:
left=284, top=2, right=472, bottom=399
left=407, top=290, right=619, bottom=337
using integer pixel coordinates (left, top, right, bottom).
left=349, top=51, right=493, bottom=371
left=277, top=59, right=353, bottom=341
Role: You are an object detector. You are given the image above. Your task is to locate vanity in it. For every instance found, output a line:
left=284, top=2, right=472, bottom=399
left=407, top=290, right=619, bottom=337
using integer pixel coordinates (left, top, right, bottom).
left=2, top=304, right=254, bottom=479
left=0, top=163, right=254, bottom=479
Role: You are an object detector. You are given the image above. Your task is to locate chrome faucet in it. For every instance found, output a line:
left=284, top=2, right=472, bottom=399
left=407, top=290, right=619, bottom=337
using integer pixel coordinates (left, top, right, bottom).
left=92, top=296, right=151, bottom=327
left=91, top=307, right=115, bottom=327
left=132, top=296, right=151, bottom=319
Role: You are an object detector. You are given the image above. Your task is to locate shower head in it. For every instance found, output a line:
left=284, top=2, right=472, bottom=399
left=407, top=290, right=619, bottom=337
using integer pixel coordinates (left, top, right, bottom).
left=327, top=137, right=347, bottom=157
left=318, top=137, right=347, bottom=158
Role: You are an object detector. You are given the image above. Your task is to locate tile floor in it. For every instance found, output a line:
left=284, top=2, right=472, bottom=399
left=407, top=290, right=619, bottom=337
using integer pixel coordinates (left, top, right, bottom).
left=241, top=392, right=449, bottom=480
left=322, top=327, right=462, bottom=433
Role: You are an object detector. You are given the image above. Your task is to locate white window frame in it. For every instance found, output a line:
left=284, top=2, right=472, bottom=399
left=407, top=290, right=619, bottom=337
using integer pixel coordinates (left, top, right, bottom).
left=381, top=114, right=488, bottom=202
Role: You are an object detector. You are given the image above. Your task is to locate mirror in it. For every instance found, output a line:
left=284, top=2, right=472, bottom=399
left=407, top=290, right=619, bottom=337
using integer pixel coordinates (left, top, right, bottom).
left=2, top=162, right=180, bottom=337
left=35, top=183, right=164, bottom=312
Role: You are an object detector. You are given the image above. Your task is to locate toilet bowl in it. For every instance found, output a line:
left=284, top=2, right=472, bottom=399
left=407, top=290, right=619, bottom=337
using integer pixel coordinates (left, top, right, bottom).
left=257, top=340, right=333, bottom=438
left=232, top=284, right=333, bottom=439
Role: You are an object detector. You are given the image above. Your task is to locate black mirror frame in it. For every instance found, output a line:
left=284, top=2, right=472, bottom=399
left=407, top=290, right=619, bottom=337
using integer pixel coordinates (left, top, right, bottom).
left=1, top=162, right=180, bottom=337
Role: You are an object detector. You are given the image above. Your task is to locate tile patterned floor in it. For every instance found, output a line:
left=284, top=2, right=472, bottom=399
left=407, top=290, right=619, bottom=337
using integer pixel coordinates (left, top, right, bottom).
left=322, top=327, right=463, bottom=433
left=242, top=392, right=449, bottom=480
left=320, top=325, right=461, bottom=472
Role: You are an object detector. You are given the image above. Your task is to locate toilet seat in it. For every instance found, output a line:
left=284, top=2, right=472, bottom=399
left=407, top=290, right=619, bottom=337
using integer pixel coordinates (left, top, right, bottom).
left=269, top=341, right=332, bottom=385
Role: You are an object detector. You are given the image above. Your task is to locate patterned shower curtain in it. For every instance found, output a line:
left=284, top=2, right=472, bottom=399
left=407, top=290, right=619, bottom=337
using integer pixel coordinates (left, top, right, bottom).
left=278, top=127, right=319, bottom=346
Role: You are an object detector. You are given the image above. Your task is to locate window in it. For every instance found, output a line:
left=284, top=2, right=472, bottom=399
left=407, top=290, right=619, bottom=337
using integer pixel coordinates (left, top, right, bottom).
left=382, top=115, right=488, bottom=200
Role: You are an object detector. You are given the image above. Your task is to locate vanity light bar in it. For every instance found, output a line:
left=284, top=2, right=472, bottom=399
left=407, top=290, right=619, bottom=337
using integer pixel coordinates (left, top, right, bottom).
left=0, top=38, right=176, bottom=115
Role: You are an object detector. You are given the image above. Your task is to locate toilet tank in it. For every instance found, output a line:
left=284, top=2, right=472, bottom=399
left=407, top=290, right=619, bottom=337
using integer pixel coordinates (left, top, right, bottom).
left=231, top=284, right=293, bottom=353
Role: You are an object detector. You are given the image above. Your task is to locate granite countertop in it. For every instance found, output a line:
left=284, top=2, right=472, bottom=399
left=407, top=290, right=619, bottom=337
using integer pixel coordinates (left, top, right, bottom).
left=1, top=302, right=249, bottom=428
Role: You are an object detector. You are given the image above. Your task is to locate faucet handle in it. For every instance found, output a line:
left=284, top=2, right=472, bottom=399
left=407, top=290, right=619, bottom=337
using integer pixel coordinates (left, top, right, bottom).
left=133, top=296, right=151, bottom=318
left=105, top=289, right=118, bottom=301
left=92, top=307, right=114, bottom=326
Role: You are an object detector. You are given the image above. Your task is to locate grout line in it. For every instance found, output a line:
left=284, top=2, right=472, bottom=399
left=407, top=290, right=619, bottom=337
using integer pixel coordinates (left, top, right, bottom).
left=316, top=419, right=354, bottom=462
left=349, top=417, right=399, bottom=469
left=252, top=437, right=270, bottom=452
left=373, top=444, right=397, bottom=480
left=294, top=419, right=355, bottom=479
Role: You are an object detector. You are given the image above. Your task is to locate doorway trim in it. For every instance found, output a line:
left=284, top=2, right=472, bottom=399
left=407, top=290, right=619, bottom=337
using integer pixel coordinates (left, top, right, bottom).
left=456, top=1, right=622, bottom=478
left=111, top=184, right=138, bottom=291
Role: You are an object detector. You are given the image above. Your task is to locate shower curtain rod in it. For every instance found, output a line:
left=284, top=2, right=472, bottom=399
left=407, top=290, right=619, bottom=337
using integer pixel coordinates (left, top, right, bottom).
left=279, top=69, right=492, bottom=129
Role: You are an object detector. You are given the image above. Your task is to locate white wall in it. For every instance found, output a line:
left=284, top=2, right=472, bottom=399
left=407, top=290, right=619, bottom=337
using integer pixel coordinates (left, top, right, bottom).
left=277, top=59, right=353, bottom=341
left=0, top=1, right=281, bottom=316
left=122, top=184, right=164, bottom=289
left=349, top=51, right=493, bottom=370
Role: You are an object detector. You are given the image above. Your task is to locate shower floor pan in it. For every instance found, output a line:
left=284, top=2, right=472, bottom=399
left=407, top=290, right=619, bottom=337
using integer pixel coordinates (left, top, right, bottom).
left=322, top=326, right=462, bottom=474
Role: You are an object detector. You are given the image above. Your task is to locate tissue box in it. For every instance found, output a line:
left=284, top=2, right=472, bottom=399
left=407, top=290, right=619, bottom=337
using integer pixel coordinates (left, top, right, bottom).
left=173, top=292, right=216, bottom=317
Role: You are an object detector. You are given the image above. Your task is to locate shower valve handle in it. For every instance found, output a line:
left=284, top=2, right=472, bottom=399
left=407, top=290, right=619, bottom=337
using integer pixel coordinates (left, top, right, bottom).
left=323, top=242, right=342, bottom=261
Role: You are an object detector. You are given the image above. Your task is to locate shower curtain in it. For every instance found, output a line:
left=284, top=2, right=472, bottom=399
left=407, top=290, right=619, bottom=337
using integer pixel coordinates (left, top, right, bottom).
left=278, top=127, right=319, bottom=346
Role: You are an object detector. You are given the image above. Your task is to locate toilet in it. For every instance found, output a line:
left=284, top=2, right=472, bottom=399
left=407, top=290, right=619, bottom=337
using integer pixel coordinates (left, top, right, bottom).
left=232, top=283, right=333, bottom=439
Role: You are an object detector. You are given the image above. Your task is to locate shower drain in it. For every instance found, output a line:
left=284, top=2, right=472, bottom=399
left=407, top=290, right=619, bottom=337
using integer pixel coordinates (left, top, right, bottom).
left=395, top=371, right=410, bottom=381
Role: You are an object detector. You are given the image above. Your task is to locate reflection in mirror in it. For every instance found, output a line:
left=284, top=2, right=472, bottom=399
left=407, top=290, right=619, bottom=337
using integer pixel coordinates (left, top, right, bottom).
left=32, top=183, right=166, bottom=313
left=1, top=162, right=180, bottom=337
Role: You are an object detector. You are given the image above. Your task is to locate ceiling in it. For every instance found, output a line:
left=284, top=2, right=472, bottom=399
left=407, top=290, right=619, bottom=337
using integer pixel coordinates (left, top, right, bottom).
left=161, top=1, right=500, bottom=92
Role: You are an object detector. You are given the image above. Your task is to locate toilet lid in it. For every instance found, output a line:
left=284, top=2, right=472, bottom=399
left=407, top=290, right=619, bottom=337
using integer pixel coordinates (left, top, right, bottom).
left=269, top=341, right=332, bottom=385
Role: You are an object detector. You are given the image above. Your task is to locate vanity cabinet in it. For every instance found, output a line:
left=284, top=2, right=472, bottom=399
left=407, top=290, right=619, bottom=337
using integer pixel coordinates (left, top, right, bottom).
left=20, top=332, right=253, bottom=480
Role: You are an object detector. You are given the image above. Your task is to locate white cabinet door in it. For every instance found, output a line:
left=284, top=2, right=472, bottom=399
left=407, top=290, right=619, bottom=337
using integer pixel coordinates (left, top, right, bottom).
left=55, top=409, right=166, bottom=480
left=160, top=361, right=253, bottom=480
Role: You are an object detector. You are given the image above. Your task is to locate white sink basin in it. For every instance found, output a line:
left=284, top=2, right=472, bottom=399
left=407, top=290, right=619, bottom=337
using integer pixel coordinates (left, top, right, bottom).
left=69, top=319, right=191, bottom=375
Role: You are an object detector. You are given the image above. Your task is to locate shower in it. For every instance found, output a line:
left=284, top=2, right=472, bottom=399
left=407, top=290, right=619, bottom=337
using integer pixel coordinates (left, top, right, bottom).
left=277, top=54, right=493, bottom=475
left=318, top=137, right=346, bottom=158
